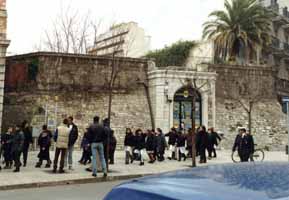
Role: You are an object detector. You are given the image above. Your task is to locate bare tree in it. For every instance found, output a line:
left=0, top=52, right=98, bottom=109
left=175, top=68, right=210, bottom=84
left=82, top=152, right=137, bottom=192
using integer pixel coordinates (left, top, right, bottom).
left=90, top=22, right=137, bottom=171
left=223, top=67, right=272, bottom=134
left=182, top=75, right=210, bottom=167
left=38, top=4, right=101, bottom=54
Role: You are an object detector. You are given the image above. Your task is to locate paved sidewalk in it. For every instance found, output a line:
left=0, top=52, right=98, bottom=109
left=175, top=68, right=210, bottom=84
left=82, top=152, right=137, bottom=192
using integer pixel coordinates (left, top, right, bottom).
left=0, top=150, right=287, bottom=190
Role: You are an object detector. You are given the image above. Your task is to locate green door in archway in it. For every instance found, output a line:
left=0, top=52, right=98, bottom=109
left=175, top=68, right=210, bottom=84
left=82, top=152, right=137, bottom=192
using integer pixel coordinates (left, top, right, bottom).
left=173, top=87, right=202, bottom=131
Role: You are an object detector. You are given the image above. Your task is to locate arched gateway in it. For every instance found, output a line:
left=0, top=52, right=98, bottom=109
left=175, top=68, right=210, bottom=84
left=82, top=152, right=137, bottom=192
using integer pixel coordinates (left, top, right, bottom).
left=148, top=64, right=217, bottom=133
left=173, top=87, right=202, bottom=130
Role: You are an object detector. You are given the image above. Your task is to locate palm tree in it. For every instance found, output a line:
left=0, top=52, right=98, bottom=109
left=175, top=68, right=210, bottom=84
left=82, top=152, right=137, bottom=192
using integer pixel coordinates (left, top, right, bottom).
left=203, top=0, right=273, bottom=64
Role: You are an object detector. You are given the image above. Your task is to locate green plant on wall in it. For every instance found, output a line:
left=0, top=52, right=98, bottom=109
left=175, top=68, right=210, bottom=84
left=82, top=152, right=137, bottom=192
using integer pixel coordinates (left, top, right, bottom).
left=145, top=40, right=196, bottom=67
left=28, top=58, right=39, bottom=81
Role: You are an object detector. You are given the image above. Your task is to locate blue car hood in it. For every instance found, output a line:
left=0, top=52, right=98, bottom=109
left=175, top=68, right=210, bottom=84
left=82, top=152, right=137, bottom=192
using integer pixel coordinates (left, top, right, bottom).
left=104, top=162, right=289, bottom=200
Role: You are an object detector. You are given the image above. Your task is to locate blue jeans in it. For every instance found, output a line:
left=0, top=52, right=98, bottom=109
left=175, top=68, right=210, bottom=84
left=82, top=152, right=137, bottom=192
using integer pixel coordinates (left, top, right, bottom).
left=64, top=146, right=74, bottom=168
left=91, top=143, right=107, bottom=174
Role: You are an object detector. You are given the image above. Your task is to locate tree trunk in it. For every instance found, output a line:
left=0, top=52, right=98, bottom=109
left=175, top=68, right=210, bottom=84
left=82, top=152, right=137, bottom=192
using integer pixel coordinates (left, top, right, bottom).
left=248, top=102, right=253, bottom=134
left=107, top=87, right=112, bottom=172
left=248, top=111, right=252, bottom=134
left=191, top=96, right=196, bottom=167
left=143, top=83, right=155, bottom=129
left=106, top=53, right=116, bottom=172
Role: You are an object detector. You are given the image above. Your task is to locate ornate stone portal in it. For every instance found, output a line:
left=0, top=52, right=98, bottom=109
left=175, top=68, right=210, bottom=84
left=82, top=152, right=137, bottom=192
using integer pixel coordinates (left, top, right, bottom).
left=148, top=65, right=217, bottom=133
left=0, top=0, right=9, bottom=131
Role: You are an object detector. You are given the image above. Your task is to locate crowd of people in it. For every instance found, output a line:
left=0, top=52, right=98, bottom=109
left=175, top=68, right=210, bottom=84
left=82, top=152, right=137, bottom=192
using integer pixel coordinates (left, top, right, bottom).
left=123, top=126, right=222, bottom=166
left=0, top=121, right=33, bottom=172
left=0, top=116, right=117, bottom=177
left=0, top=115, right=255, bottom=177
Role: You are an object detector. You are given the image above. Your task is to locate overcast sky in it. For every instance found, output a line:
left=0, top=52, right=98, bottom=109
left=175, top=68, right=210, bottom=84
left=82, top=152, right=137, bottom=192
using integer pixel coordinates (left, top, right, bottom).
left=6, top=0, right=289, bottom=55
left=6, top=0, right=227, bottom=55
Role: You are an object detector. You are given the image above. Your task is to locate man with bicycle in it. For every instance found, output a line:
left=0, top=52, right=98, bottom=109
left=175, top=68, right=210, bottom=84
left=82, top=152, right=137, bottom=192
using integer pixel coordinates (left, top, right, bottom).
left=232, top=128, right=254, bottom=162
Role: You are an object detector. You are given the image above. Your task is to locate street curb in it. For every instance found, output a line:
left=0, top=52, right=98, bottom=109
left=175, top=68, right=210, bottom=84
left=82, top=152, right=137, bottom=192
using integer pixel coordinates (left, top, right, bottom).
left=0, top=174, right=151, bottom=191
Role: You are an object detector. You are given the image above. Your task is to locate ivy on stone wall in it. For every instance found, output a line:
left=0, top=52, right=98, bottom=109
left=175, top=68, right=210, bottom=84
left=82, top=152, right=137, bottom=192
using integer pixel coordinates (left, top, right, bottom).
left=28, top=58, right=39, bottom=81
left=145, top=40, right=196, bottom=67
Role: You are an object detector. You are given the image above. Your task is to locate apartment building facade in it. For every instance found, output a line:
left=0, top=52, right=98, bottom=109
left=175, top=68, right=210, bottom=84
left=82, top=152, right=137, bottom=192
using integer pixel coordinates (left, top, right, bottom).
left=88, top=22, right=151, bottom=58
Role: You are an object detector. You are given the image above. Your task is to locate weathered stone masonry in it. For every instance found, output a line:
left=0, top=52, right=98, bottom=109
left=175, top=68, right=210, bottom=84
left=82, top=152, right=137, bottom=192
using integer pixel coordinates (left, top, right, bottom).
left=0, top=0, right=9, bottom=132
left=3, top=53, right=152, bottom=147
left=210, top=64, right=288, bottom=150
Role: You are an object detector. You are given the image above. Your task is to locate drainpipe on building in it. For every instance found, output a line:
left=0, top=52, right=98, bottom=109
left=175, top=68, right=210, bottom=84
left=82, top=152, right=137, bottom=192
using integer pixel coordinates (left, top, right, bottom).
left=287, top=102, right=289, bottom=161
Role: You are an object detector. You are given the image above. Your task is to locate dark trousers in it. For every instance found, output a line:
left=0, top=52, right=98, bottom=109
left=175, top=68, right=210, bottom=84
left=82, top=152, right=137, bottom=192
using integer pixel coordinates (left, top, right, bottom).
left=37, top=149, right=51, bottom=166
left=207, top=144, right=217, bottom=158
left=80, top=148, right=85, bottom=162
left=3, top=146, right=12, bottom=165
left=157, top=151, right=165, bottom=161
left=53, top=148, right=67, bottom=170
left=239, top=152, right=250, bottom=162
left=109, top=147, right=115, bottom=164
left=187, top=146, right=192, bottom=158
left=199, top=147, right=206, bottom=163
left=13, top=151, right=21, bottom=170
left=22, top=144, right=30, bottom=165
left=104, top=144, right=108, bottom=166
left=83, top=148, right=91, bottom=164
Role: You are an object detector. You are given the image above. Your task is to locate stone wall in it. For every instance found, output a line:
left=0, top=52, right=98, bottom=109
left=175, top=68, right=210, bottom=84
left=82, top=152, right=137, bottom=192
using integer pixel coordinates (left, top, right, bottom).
left=210, top=64, right=288, bottom=151
left=0, top=0, right=9, bottom=132
left=3, top=53, right=152, bottom=148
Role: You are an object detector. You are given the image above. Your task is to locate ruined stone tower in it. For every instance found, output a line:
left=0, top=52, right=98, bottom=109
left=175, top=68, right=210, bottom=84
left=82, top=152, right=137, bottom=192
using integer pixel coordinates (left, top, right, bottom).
left=0, top=0, right=9, bottom=131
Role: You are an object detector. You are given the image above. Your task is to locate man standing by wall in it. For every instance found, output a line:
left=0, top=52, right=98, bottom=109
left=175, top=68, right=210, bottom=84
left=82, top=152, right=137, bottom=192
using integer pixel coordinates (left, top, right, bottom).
left=67, top=116, right=78, bottom=170
left=11, top=125, right=24, bottom=172
left=53, top=119, right=70, bottom=173
left=22, top=120, right=33, bottom=167
left=88, top=116, right=107, bottom=178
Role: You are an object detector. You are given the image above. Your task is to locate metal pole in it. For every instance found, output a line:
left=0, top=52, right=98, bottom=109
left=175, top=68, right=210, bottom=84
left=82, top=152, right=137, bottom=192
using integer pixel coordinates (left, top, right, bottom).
left=44, top=103, right=48, bottom=125
left=287, top=102, right=289, bottom=161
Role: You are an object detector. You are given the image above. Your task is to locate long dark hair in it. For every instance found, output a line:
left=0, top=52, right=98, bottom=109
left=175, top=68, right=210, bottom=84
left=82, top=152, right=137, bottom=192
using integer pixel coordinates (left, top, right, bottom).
left=126, top=128, right=132, bottom=135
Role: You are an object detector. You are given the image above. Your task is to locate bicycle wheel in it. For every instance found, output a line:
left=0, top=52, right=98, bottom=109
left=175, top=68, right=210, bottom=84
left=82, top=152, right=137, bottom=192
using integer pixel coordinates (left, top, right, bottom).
left=252, top=149, right=265, bottom=162
left=231, top=151, right=240, bottom=163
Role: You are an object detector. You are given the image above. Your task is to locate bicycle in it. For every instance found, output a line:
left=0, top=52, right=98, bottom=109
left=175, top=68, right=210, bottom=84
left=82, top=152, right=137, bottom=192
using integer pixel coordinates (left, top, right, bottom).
left=231, top=144, right=265, bottom=163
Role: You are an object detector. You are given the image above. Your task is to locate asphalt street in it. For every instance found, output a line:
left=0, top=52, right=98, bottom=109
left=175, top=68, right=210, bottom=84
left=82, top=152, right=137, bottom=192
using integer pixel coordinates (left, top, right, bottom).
left=0, top=181, right=123, bottom=200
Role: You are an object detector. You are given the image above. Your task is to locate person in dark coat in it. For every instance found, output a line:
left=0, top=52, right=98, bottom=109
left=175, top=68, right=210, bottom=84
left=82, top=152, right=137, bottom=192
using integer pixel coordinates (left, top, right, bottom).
left=186, top=129, right=193, bottom=158
left=146, top=130, right=156, bottom=163
left=176, top=131, right=187, bottom=161
left=195, top=127, right=201, bottom=157
left=124, top=128, right=134, bottom=164
left=207, top=127, right=222, bottom=158
left=67, top=116, right=79, bottom=170
left=1, top=127, right=13, bottom=169
left=134, top=129, right=146, bottom=166
left=109, top=130, right=117, bottom=165
left=11, top=125, right=25, bottom=172
left=102, top=118, right=112, bottom=168
left=156, top=128, right=167, bottom=162
left=36, top=125, right=52, bottom=168
left=87, top=116, right=107, bottom=177
left=79, top=128, right=92, bottom=165
left=22, top=120, right=33, bottom=167
left=165, top=128, right=178, bottom=160
left=232, top=128, right=254, bottom=162
left=197, top=126, right=208, bottom=164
